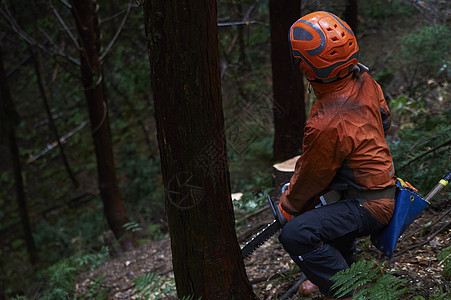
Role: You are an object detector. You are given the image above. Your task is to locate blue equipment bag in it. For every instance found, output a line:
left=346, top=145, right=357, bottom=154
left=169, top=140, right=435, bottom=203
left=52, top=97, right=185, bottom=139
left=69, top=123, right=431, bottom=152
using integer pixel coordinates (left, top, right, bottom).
left=370, top=179, right=429, bottom=258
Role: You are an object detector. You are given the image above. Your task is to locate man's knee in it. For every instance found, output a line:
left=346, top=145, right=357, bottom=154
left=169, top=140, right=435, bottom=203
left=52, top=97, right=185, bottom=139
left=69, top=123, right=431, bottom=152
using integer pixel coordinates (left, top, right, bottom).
left=279, top=220, right=321, bottom=255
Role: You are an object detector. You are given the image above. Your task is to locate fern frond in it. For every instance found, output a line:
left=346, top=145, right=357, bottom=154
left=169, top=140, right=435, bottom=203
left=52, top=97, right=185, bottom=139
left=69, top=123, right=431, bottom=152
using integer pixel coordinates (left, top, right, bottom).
left=180, top=296, right=202, bottom=300
left=331, top=259, right=411, bottom=299
left=330, top=260, right=379, bottom=298
left=123, top=221, right=143, bottom=232
left=133, top=272, right=178, bottom=300
left=438, top=246, right=451, bottom=280
left=353, top=273, right=410, bottom=299
left=134, top=272, right=163, bottom=300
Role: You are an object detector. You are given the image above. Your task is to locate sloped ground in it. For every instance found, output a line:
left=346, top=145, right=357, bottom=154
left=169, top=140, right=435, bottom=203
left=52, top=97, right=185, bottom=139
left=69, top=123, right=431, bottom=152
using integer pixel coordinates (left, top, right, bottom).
left=75, top=195, right=450, bottom=299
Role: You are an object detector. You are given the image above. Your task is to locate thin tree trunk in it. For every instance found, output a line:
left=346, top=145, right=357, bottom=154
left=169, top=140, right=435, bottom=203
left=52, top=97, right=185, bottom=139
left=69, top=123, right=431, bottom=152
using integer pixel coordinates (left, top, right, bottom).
left=0, top=47, right=37, bottom=265
left=270, top=0, right=306, bottom=162
left=29, top=48, right=79, bottom=188
left=144, top=1, right=257, bottom=299
left=71, top=0, right=134, bottom=250
left=343, top=0, right=358, bottom=34
left=237, top=0, right=248, bottom=71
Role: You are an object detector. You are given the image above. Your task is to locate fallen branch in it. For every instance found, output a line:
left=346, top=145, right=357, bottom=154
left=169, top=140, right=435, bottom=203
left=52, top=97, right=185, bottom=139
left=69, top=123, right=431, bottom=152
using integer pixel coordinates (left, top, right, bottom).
left=395, top=220, right=450, bottom=256
left=249, top=269, right=293, bottom=285
left=281, top=273, right=307, bottom=300
left=399, top=208, right=451, bottom=244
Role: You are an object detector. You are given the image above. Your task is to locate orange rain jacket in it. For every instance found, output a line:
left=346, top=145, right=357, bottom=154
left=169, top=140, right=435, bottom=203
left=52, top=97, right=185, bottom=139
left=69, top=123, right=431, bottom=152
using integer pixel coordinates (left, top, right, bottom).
left=280, top=72, right=396, bottom=225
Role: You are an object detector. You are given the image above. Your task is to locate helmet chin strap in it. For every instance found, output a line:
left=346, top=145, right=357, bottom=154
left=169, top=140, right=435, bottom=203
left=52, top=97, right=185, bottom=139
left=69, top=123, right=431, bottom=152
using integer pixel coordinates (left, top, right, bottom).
left=351, top=62, right=370, bottom=77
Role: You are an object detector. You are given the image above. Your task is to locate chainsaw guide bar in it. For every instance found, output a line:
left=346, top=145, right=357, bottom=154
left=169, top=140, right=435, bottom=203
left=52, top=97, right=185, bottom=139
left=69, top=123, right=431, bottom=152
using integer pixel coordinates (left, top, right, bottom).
left=240, top=220, right=281, bottom=259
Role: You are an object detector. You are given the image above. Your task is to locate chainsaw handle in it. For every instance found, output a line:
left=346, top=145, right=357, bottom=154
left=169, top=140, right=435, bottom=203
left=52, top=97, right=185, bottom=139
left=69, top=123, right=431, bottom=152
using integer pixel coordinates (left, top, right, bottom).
left=267, top=195, right=288, bottom=226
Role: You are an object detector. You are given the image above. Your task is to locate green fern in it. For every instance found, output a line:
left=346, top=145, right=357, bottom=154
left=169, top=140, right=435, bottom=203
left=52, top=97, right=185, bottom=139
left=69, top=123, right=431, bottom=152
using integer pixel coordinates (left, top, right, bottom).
left=438, top=246, right=451, bottom=280
left=39, top=259, right=77, bottom=300
left=133, top=272, right=176, bottom=300
left=353, top=272, right=410, bottom=299
left=180, top=296, right=202, bottom=300
left=74, top=246, right=109, bottom=270
left=123, top=221, right=143, bottom=232
left=330, top=260, right=411, bottom=299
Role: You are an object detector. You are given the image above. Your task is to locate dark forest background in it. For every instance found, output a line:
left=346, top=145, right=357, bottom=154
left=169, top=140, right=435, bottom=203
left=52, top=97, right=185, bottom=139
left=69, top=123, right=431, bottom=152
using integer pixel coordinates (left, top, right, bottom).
left=0, top=0, right=449, bottom=299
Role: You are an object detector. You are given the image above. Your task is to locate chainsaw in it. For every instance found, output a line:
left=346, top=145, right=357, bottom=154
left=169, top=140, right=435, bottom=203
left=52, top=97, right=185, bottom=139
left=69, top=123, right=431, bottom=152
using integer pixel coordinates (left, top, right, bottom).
left=240, top=195, right=282, bottom=259
left=240, top=171, right=450, bottom=259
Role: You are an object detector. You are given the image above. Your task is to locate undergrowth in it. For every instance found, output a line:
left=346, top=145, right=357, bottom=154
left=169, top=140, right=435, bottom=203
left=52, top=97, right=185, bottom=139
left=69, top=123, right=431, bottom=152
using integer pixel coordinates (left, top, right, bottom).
left=389, top=109, right=451, bottom=194
left=331, top=246, right=451, bottom=299
left=330, top=260, right=410, bottom=299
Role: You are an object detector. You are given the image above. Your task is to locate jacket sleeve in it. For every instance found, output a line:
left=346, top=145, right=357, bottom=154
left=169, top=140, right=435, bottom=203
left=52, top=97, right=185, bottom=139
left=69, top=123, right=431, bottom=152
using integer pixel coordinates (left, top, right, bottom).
left=279, top=120, right=351, bottom=215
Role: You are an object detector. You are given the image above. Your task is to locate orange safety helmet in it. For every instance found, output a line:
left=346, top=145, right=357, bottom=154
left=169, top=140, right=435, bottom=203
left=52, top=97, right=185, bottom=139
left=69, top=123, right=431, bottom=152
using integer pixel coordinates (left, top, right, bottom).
left=289, top=11, right=359, bottom=83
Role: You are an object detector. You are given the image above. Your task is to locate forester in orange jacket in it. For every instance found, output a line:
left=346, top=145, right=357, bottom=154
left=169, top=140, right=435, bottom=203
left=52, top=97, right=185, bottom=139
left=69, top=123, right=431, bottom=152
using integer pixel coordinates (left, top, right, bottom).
left=276, top=11, right=397, bottom=299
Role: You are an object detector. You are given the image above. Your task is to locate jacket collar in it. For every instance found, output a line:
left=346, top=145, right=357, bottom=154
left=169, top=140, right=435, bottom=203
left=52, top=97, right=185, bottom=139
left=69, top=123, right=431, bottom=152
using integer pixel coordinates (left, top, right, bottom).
left=310, top=74, right=354, bottom=98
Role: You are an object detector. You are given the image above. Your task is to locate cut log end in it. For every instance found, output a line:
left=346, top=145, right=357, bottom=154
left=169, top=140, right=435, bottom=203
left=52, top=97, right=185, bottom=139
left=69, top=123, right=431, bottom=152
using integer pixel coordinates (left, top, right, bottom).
left=272, top=155, right=299, bottom=198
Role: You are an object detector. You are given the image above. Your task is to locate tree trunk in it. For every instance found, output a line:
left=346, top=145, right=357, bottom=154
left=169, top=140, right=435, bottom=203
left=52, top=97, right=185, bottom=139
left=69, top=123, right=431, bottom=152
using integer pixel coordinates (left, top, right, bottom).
left=270, top=0, right=306, bottom=162
left=29, top=48, right=79, bottom=188
left=144, top=1, right=257, bottom=299
left=0, top=47, right=37, bottom=265
left=71, top=0, right=134, bottom=250
left=343, top=0, right=358, bottom=34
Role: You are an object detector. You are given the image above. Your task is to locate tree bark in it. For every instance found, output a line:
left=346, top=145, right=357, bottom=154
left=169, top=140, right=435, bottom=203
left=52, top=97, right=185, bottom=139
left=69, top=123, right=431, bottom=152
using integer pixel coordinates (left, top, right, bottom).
left=144, top=1, right=257, bottom=299
left=0, top=47, right=37, bottom=265
left=343, top=0, right=358, bottom=34
left=270, top=0, right=306, bottom=162
left=71, top=0, right=134, bottom=250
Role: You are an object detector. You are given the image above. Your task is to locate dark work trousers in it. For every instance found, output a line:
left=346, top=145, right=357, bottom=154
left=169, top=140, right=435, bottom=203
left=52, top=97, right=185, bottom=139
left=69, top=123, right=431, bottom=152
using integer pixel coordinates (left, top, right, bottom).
left=278, top=198, right=385, bottom=298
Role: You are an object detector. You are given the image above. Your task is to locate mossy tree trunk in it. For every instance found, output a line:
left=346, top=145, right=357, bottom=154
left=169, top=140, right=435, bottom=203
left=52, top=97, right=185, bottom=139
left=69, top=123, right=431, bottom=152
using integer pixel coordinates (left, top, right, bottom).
left=144, top=1, right=257, bottom=299
left=71, top=0, right=134, bottom=250
left=270, top=0, right=306, bottom=162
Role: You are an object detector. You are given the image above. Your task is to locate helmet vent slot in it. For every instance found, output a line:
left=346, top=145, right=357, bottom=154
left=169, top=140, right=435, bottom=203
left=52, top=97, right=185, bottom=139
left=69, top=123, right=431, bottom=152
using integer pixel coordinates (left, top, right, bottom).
left=331, top=37, right=338, bottom=41
left=341, top=32, right=345, bottom=37
left=330, top=50, right=337, bottom=55
left=327, top=27, right=333, bottom=31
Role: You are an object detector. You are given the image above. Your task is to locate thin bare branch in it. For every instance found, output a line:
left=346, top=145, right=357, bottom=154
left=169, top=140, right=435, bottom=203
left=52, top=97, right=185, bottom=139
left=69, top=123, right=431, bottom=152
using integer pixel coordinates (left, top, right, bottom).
left=399, top=138, right=451, bottom=171
left=27, top=120, right=89, bottom=164
left=59, top=0, right=71, bottom=9
left=38, top=26, right=81, bottom=68
left=0, top=4, right=80, bottom=66
left=218, top=20, right=257, bottom=27
left=49, top=0, right=79, bottom=48
left=100, top=1, right=133, bottom=61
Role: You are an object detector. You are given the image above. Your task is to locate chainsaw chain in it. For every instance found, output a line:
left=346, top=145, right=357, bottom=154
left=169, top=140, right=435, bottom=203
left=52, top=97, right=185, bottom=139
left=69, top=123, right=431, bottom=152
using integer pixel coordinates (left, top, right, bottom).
left=241, top=220, right=280, bottom=259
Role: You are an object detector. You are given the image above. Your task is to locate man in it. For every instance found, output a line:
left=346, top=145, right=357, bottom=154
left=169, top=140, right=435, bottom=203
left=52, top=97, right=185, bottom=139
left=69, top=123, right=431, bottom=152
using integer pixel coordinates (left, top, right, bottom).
left=276, top=11, right=396, bottom=299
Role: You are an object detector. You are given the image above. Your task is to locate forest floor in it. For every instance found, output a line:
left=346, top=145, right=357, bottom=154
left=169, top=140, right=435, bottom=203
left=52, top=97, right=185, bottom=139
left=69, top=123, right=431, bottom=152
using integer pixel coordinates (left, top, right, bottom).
left=75, top=196, right=450, bottom=300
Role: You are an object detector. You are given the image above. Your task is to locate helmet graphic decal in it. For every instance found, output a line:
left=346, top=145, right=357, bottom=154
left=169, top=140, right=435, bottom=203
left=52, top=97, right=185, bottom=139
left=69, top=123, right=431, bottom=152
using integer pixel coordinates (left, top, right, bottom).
left=295, top=20, right=325, bottom=56
left=293, top=27, right=313, bottom=41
